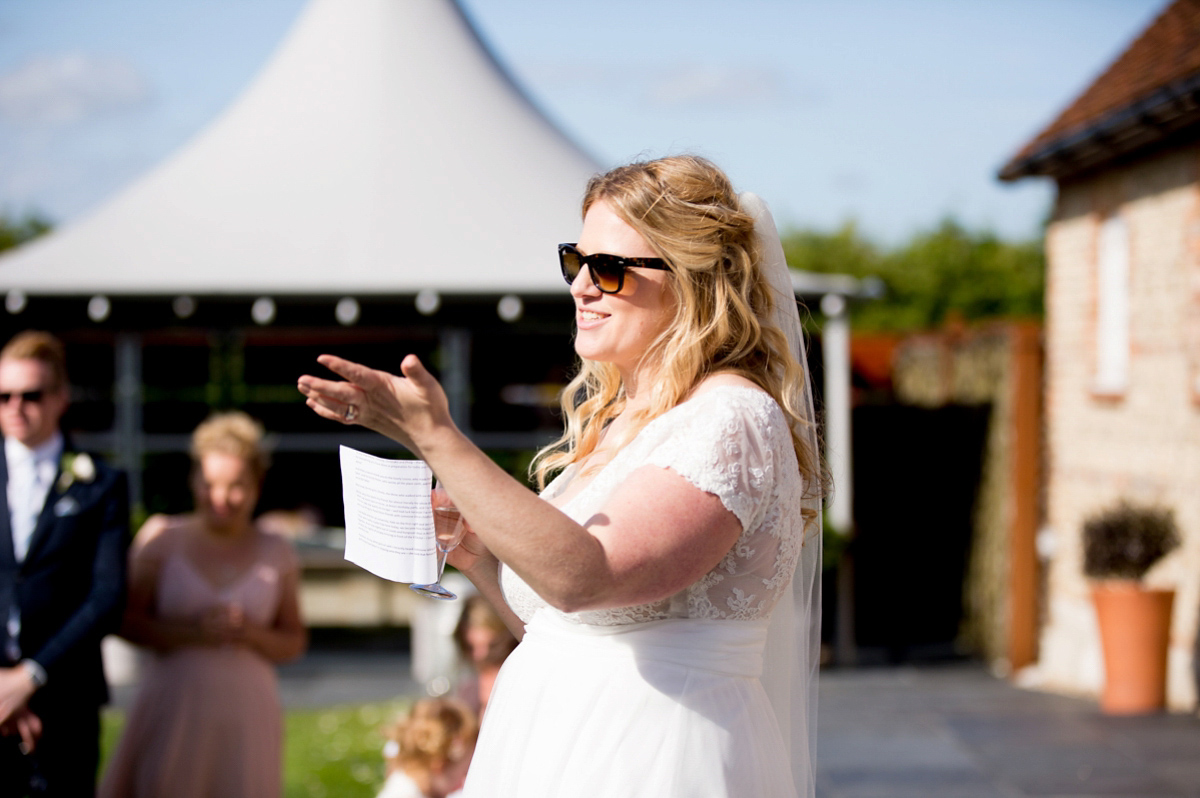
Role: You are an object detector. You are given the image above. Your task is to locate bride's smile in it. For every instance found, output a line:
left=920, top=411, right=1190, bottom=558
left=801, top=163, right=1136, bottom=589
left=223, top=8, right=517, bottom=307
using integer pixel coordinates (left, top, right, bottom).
left=569, top=199, right=675, bottom=387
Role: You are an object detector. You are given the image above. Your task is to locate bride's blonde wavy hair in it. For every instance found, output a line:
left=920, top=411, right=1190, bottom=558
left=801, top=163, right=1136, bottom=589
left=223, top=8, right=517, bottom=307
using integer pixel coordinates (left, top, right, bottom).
left=531, top=155, right=821, bottom=502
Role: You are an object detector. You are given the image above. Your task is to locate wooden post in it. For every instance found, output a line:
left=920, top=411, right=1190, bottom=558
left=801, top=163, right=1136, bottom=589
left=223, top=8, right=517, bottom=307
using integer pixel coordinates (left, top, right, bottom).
left=1008, top=322, right=1043, bottom=671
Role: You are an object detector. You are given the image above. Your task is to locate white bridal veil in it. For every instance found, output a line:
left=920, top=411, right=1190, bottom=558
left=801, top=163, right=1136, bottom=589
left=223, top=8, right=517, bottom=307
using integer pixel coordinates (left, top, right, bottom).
left=740, top=192, right=823, bottom=798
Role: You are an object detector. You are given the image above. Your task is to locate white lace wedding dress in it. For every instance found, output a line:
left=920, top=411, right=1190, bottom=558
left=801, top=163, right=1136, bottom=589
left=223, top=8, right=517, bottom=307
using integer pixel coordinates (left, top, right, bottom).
left=461, top=384, right=809, bottom=798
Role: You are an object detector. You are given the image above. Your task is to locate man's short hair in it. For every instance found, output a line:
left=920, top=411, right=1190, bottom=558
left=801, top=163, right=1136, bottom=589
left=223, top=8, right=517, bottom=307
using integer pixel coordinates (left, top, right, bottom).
left=0, top=331, right=68, bottom=391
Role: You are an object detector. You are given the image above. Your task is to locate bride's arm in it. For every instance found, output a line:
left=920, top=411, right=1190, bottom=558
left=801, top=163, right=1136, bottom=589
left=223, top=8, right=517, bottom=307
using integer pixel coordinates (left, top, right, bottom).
left=298, top=354, right=741, bottom=614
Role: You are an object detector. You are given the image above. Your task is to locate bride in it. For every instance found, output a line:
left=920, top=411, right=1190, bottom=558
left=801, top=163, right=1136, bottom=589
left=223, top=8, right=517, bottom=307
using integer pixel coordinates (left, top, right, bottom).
left=298, top=155, right=823, bottom=797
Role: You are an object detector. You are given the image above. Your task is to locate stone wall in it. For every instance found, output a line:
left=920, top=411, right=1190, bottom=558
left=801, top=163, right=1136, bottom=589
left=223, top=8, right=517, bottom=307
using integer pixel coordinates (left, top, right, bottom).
left=1037, top=142, right=1200, bottom=709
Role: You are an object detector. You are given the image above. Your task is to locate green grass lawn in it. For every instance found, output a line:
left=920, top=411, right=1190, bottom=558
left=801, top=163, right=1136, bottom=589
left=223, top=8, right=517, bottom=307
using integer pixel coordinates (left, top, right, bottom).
left=100, top=698, right=413, bottom=798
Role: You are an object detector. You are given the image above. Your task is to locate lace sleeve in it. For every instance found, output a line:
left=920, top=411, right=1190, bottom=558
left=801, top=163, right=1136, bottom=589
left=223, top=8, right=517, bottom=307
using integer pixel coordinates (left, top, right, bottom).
left=504, top=386, right=802, bottom=627
left=643, top=388, right=782, bottom=532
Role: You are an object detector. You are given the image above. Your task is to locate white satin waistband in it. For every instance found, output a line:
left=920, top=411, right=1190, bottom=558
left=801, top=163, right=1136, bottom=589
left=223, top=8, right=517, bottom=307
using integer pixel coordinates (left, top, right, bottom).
left=522, top=611, right=770, bottom=678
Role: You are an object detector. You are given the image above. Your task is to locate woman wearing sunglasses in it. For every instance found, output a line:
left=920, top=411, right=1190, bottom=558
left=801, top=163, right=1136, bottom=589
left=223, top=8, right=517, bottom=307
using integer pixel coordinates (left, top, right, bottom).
left=298, top=155, right=823, bottom=798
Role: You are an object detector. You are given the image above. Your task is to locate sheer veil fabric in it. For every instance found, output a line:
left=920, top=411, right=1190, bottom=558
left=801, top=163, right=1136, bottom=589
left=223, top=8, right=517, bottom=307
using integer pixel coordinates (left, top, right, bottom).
left=740, top=193, right=822, bottom=798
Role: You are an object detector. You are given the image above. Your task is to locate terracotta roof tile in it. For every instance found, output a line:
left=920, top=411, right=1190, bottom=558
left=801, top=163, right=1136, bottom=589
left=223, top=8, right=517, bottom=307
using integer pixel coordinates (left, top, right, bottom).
left=1003, top=0, right=1200, bottom=173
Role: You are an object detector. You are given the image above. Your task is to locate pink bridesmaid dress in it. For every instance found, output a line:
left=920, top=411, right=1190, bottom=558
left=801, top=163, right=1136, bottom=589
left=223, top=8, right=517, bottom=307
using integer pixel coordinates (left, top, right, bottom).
left=100, top=531, right=298, bottom=798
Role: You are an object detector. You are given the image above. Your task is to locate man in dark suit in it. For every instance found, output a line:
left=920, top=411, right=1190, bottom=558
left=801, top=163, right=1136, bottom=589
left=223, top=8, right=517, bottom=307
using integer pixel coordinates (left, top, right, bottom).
left=0, top=331, right=128, bottom=797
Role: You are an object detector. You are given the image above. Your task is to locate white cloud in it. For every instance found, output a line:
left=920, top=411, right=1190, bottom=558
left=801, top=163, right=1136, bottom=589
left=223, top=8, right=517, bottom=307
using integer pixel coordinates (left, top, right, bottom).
left=0, top=53, right=152, bottom=127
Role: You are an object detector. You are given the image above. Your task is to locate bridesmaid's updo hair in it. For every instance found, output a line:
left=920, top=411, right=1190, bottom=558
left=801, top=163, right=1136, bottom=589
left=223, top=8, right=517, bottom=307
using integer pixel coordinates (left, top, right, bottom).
left=384, top=698, right=478, bottom=781
left=532, top=155, right=815, bottom=490
left=190, top=411, right=270, bottom=482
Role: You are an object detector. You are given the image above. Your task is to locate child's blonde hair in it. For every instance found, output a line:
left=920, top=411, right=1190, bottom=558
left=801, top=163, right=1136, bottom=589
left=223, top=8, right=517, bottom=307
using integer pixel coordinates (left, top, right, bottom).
left=384, top=698, right=478, bottom=778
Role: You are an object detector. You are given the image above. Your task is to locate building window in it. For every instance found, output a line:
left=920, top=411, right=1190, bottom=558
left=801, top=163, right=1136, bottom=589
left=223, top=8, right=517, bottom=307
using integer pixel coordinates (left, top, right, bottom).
left=1093, top=214, right=1130, bottom=396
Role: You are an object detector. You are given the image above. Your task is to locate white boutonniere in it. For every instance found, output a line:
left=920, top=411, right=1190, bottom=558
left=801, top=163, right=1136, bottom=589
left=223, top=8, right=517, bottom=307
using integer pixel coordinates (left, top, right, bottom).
left=56, top=452, right=96, bottom=492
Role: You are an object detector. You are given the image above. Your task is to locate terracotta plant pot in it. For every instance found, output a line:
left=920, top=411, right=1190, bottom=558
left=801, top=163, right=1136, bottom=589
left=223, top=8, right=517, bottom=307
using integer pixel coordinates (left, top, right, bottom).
left=1091, top=583, right=1174, bottom=714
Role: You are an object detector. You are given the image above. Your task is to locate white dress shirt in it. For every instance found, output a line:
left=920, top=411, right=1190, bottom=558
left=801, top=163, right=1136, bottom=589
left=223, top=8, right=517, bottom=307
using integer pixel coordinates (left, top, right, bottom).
left=5, top=432, right=63, bottom=663
left=6, top=431, right=63, bottom=564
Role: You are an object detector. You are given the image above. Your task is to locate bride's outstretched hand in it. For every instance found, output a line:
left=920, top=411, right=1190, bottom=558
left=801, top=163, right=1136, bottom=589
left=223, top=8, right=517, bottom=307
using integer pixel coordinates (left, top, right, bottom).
left=297, top=354, right=453, bottom=453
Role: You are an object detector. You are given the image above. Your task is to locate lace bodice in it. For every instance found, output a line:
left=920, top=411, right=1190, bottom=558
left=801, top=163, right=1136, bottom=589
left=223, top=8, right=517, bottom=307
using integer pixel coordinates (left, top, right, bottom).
left=501, top=385, right=805, bottom=627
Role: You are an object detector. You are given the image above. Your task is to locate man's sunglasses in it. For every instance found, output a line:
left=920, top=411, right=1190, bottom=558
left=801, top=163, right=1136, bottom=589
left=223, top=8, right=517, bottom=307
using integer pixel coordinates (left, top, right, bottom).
left=0, top=390, right=44, bottom=404
left=558, top=243, right=670, bottom=294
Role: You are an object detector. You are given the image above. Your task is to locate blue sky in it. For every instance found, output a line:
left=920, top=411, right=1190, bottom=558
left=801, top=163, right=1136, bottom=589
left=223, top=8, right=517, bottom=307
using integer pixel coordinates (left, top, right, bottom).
left=0, top=0, right=1170, bottom=243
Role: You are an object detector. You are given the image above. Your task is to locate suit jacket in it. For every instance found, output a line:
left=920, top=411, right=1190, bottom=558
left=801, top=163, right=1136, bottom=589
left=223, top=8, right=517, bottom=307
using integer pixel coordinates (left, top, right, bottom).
left=0, top=439, right=129, bottom=709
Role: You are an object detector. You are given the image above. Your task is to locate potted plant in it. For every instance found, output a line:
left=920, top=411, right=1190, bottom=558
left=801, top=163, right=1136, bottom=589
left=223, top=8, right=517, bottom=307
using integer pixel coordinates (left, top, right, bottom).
left=1083, top=500, right=1180, bottom=714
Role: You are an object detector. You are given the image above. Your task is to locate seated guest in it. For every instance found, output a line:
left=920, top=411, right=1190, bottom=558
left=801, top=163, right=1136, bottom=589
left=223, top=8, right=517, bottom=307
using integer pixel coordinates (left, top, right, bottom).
left=100, top=411, right=307, bottom=798
left=452, top=595, right=517, bottom=716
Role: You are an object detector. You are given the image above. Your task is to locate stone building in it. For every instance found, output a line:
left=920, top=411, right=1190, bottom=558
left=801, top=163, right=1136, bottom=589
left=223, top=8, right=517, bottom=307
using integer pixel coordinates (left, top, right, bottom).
left=999, top=0, right=1200, bottom=707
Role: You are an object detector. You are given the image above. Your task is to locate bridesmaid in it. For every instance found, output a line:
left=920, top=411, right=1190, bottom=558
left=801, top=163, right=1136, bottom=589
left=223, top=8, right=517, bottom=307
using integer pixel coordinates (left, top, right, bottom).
left=100, top=411, right=307, bottom=798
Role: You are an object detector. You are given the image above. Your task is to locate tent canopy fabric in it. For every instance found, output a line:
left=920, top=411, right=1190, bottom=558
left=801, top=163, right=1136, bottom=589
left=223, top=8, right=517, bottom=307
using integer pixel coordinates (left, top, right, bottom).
left=0, top=0, right=601, bottom=297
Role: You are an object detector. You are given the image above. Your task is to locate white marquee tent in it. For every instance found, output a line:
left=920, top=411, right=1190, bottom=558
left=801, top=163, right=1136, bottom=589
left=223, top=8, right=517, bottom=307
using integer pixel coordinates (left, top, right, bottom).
left=0, top=0, right=599, bottom=297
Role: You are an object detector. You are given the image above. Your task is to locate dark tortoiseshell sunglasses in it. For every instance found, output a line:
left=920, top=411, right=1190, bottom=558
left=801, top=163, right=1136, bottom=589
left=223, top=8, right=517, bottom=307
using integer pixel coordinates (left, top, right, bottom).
left=558, top=243, right=670, bottom=294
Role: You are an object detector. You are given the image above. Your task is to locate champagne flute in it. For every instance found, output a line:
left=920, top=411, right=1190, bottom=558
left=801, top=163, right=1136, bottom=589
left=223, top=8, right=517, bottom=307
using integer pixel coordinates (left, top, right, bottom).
left=410, top=481, right=466, bottom=600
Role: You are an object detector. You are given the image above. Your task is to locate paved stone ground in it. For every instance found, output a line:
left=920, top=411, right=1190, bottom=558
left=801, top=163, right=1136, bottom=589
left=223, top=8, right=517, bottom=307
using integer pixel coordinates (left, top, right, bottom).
left=817, top=664, right=1200, bottom=798
left=276, top=649, right=421, bottom=708
left=116, top=650, right=1200, bottom=797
